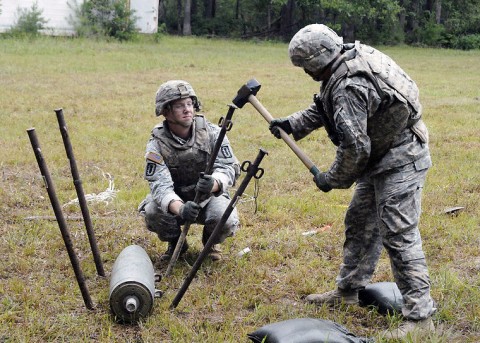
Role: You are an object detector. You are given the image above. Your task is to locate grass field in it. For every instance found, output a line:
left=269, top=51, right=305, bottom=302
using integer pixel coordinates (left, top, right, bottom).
left=0, top=35, right=479, bottom=342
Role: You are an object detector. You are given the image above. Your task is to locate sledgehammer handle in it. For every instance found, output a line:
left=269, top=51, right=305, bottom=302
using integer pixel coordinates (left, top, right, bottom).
left=248, top=95, right=321, bottom=177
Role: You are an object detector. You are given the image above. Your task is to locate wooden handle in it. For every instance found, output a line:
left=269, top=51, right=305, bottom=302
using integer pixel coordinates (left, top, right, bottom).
left=248, top=95, right=321, bottom=176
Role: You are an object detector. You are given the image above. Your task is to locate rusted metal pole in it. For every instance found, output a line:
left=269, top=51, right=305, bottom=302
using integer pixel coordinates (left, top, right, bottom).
left=27, top=128, right=94, bottom=310
left=55, top=108, right=105, bottom=277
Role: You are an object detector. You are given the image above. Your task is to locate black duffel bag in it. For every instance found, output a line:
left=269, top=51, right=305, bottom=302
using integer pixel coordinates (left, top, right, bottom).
left=247, top=318, right=374, bottom=343
left=358, top=282, right=404, bottom=315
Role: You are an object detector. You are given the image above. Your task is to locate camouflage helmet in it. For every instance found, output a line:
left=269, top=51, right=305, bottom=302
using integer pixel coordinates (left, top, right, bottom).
left=155, top=80, right=201, bottom=116
left=288, top=24, right=343, bottom=74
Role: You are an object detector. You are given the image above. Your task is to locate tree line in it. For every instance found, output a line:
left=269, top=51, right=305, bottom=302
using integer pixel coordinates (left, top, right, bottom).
left=3, top=0, right=479, bottom=49
left=161, top=0, right=480, bottom=49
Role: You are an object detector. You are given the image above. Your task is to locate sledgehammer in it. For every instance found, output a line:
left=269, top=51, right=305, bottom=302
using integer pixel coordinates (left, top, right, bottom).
left=233, top=79, right=321, bottom=177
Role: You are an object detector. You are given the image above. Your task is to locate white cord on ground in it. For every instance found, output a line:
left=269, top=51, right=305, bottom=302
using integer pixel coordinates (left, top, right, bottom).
left=63, top=167, right=118, bottom=207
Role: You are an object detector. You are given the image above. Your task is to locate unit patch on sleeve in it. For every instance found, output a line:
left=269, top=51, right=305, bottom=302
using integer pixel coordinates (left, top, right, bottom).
left=221, top=145, right=233, bottom=158
left=145, top=151, right=163, bottom=164
left=145, top=162, right=156, bottom=177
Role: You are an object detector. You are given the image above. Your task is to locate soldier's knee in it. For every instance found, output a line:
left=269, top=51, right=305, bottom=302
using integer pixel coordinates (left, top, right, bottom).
left=226, top=217, right=240, bottom=235
left=144, top=200, right=159, bottom=217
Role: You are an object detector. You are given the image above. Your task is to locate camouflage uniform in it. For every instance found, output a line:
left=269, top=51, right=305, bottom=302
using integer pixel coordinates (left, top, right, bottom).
left=139, top=114, right=240, bottom=245
left=286, top=42, right=436, bottom=320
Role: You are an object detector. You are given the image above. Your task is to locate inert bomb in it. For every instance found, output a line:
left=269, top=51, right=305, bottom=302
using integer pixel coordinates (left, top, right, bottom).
left=109, top=245, right=162, bottom=323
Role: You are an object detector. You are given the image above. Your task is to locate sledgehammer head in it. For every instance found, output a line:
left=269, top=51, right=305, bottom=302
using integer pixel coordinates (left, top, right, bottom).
left=232, top=79, right=261, bottom=108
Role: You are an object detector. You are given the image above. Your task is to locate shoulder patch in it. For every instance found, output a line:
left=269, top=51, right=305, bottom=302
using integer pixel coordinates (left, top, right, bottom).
left=145, top=151, right=163, bottom=164
left=221, top=145, right=233, bottom=158
left=145, top=162, right=156, bottom=177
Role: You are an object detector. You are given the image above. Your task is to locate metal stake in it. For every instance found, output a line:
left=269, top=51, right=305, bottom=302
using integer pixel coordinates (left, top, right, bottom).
left=27, top=128, right=94, bottom=310
left=55, top=108, right=105, bottom=277
left=170, top=148, right=268, bottom=309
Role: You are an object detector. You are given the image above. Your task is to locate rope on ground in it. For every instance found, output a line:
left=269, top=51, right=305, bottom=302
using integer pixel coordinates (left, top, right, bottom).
left=63, top=167, right=118, bottom=207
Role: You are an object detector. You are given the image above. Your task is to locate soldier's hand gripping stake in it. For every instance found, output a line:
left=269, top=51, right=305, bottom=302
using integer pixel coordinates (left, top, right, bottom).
left=170, top=148, right=268, bottom=309
left=165, top=104, right=237, bottom=276
left=233, top=79, right=322, bottom=178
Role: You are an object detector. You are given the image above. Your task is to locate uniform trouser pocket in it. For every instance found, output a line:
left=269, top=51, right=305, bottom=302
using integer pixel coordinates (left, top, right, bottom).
left=143, top=195, right=181, bottom=241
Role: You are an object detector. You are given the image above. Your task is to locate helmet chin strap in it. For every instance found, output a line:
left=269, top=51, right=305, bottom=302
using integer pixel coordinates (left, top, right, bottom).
left=306, top=51, right=343, bottom=82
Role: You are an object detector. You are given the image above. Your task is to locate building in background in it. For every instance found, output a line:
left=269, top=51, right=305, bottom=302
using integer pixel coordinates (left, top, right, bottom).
left=0, top=0, right=158, bottom=35
left=129, top=0, right=158, bottom=34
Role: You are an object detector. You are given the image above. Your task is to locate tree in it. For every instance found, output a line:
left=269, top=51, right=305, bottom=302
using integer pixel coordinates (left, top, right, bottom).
left=69, top=0, right=138, bottom=41
left=183, top=0, right=192, bottom=34
left=205, top=0, right=216, bottom=19
left=156, top=0, right=480, bottom=48
left=10, top=1, right=48, bottom=36
left=177, top=0, right=182, bottom=32
left=279, top=0, right=295, bottom=39
left=158, top=0, right=167, bottom=24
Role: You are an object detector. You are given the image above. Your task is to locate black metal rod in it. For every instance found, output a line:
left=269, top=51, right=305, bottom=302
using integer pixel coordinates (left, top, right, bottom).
left=165, top=104, right=237, bottom=276
left=27, top=128, right=94, bottom=310
left=55, top=108, right=105, bottom=277
left=170, top=148, right=268, bottom=309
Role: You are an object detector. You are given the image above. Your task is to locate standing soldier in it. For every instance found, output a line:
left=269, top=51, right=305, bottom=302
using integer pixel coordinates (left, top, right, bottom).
left=139, top=80, right=240, bottom=262
left=269, top=24, right=436, bottom=339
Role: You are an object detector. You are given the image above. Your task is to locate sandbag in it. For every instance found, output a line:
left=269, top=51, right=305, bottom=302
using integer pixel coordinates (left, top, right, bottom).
left=247, top=318, right=374, bottom=343
left=358, top=282, right=403, bottom=315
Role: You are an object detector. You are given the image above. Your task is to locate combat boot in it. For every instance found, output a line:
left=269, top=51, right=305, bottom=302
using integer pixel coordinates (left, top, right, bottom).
left=159, top=239, right=189, bottom=261
left=202, top=231, right=222, bottom=261
left=206, top=244, right=222, bottom=261
left=305, top=288, right=359, bottom=306
left=382, top=317, right=435, bottom=339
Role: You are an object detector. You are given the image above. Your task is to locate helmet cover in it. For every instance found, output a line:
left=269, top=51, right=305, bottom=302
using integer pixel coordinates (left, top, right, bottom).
left=288, top=24, right=343, bottom=74
left=155, top=80, right=201, bottom=116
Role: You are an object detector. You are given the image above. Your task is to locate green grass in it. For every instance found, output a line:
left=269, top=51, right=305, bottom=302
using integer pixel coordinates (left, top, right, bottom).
left=0, top=35, right=479, bottom=342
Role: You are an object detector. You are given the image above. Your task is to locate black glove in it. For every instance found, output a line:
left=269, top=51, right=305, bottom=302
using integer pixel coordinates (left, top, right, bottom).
left=269, top=118, right=292, bottom=139
left=314, top=172, right=332, bottom=193
left=196, top=174, right=215, bottom=194
left=179, top=201, right=201, bottom=222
